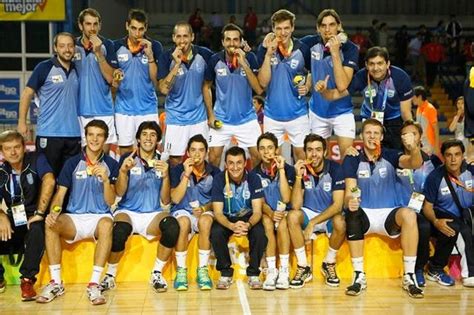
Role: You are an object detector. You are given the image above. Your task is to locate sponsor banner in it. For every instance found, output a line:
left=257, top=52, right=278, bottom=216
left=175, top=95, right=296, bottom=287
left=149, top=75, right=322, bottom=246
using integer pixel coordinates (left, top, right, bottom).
left=0, top=0, right=65, bottom=21
left=0, top=78, right=20, bottom=100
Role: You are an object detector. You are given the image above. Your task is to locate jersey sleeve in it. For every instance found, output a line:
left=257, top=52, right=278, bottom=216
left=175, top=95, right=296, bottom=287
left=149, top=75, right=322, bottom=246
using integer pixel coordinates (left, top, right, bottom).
left=248, top=171, right=264, bottom=199
left=246, top=52, right=259, bottom=72
left=384, top=148, right=403, bottom=169
left=36, top=153, right=54, bottom=179
left=103, top=38, right=118, bottom=68
left=26, top=61, right=51, bottom=92
left=342, top=42, right=359, bottom=71
left=331, top=162, right=345, bottom=191
left=170, top=164, right=184, bottom=188
left=204, top=54, right=218, bottom=81
left=211, top=172, right=225, bottom=203
left=423, top=169, right=441, bottom=203
left=57, top=157, right=78, bottom=188
left=395, top=69, right=414, bottom=101
left=342, top=155, right=360, bottom=179
left=157, top=50, right=172, bottom=80
left=347, top=70, right=365, bottom=95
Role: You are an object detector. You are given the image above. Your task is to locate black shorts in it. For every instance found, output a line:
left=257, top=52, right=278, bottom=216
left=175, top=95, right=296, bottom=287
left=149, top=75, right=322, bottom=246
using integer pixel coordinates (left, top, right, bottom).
left=35, top=136, right=81, bottom=177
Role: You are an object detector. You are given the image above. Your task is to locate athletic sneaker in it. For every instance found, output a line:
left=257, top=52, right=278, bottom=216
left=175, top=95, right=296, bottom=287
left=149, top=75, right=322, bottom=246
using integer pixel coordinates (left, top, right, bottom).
left=100, top=274, right=116, bottom=292
left=290, top=265, right=312, bottom=289
left=402, top=273, right=424, bottom=298
left=276, top=267, right=290, bottom=290
left=321, top=262, right=340, bottom=287
left=151, top=271, right=168, bottom=293
left=0, top=279, right=5, bottom=293
left=20, top=278, right=37, bottom=301
left=174, top=267, right=188, bottom=291
left=36, top=281, right=65, bottom=303
left=263, top=268, right=278, bottom=291
left=426, top=268, right=455, bottom=286
left=345, top=271, right=367, bottom=296
left=248, top=276, right=263, bottom=290
left=216, top=276, right=233, bottom=290
left=415, top=269, right=425, bottom=287
left=197, top=266, right=212, bottom=290
left=87, top=283, right=106, bottom=305
left=462, top=276, right=474, bottom=287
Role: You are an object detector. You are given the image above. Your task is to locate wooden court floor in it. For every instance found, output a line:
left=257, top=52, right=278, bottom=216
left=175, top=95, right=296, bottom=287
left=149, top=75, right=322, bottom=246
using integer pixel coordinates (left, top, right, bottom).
left=1, top=278, right=473, bottom=315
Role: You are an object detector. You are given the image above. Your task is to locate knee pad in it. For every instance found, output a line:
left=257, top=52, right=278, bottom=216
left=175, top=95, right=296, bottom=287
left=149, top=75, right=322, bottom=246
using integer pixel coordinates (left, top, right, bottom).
left=111, top=222, right=132, bottom=252
left=345, top=208, right=364, bottom=241
left=159, top=216, right=180, bottom=248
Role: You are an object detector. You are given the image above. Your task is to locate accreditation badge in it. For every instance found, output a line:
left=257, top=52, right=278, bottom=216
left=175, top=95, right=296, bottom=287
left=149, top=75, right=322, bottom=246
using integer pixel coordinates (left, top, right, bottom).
left=408, top=192, right=425, bottom=213
left=371, top=110, right=385, bottom=124
left=12, top=203, right=27, bottom=227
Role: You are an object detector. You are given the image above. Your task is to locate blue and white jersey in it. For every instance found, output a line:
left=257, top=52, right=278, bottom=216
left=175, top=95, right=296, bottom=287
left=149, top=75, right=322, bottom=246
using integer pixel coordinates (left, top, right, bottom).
left=424, top=163, right=474, bottom=217
left=113, top=37, right=162, bottom=115
left=205, top=51, right=258, bottom=125
left=170, top=162, right=221, bottom=213
left=158, top=45, right=212, bottom=125
left=257, top=38, right=310, bottom=121
left=27, top=57, right=80, bottom=137
left=348, top=66, right=413, bottom=121
left=396, top=153, right=442, bottom=206
left=253, top=162, right=295, bottom=211
left=300, top=34, right=359, bottom=118
left=300, top=160, right=345, bottom=213
left=117, top=153, right=165, bottom=213
left=74, top=35, right=117, bottom=117
left=211, top=171, right=264, bottom=218
left=58, top=153, right=118, bottom=214
left=343, top=148, right=402, bottom=209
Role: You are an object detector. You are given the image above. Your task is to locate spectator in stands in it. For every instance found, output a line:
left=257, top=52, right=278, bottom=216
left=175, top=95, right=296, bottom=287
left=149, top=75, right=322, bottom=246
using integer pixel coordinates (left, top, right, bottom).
left=253, top=95, right=265, bottom=127
left=209, top=12, right=224, bottom=51
left=351, top=27, right=369, bottom=69
left=244, top=7, right=258, bottom=47
left=413, top=86, right=440, bottom=156
left=394, top=25, right=410, bottom=68
left=464, top=68, right=474, bottom=158
left=408, top=32, right=425, bottom=84
left=368, top=19, right=379, bottom=47
left=188, top=8, right=204, bottom=43
left=445, top=15, right=463, bottom=45
left=421, top=35, right=445, bottom=87
left=433, top=20, right=446, bottom=37
left=449, top=96, right=468, bottom=150
left=377, top=22, right=389, bottom=48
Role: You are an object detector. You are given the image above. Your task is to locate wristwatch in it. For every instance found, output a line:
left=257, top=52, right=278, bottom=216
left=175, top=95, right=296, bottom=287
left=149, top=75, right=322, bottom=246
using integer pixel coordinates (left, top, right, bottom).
left=33, top=210, right=46, bottom=218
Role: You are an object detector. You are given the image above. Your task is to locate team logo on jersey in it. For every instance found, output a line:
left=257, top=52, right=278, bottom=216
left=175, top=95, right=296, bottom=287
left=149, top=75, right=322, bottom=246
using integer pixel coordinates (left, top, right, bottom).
left=141, top=55, right=149, bottom=64
left=358, top=170, right=370, bottom=178
left=75, top=170, right=88, bottom=180
left=39, top=137, right=47, bottom=149
left=177, top=68, right=184, bottom=76
left=311, top=51, right=321, bottom=60
left=261, top=178, right=270, bottom=188
left=270, top=57, right=278, bottom=65
left=466, top=180, right=473, bottom=189
left=323, top=182, right=331, bottom=191
left=117, top=54, right=129, bottom=62
left=440, top=186, right=450, bottom=195
left=379, top=167, right=387, bottom=178
left=26, top=173, right=34, bottom=185
left=364, top=89, right=377, bottom=98
left=51, top=75, right=64, bottom=83
left=240, top=68, right=247, bottom=77
left=387, top=89, right=395, bottom=98
left=242, top=189, right=251, bottom=199
left=290, top=59, right=299, bottom=69
left=216, top=68, right=227, bottom=76
left=74, top=52, right=82, bottom=61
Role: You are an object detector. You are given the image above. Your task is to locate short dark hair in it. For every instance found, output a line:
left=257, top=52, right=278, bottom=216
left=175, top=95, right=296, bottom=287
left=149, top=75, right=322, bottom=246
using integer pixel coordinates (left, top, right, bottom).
left=135, top=121, right=162, bottom=141
left=361, top=118, right=384, bottom=134
left=413, top=86, right=427, bottom=101
left=441, top=139, right=465, bottom=155
left=85, top=119, right=109, bottom=139
left=317, top=9, right=342, bottom=29
left=221, top=23, right=243, bottom=40
left=257, top=132, right=278, bottom=149
left=253, top=95, right=265, bottom=107
left=187, top=134, right=208, bottom=152
left=225, top=146, right=246, bottom=161
left=303, top=133, right=327, bottom=152
left=271, top=9, right=295, bottom=27
left=53, top=32, right=75, bottom=47
left=127, top=9, right=148, bottom=25
left=78, top=8, right=101, bottom=24
left=0, top=130, right=25, bottom=149
left=365, top=46, right=390, bottom=63
left=401, top=119, right=423, bottom=136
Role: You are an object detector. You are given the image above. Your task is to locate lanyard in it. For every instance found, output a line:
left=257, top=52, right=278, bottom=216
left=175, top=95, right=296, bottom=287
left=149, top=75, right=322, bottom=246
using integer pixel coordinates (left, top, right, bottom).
left=127, top=37, right=144, bottom=54
left=224, top=170, right=232, bottom=214
left=84, top=150, right=104, bottom=167
left=278, top=39, right=293, bottom=58
left=181, top=49, right=193, bottom=63
left=367, top=70, right=391, bottom=112
left=448, top=174, right=474, bottom=193
left=262, top=162, right=277, bottom=178
left=8, top=173, right=24, bottom=203
left=192, top=165, right=207, bottom=182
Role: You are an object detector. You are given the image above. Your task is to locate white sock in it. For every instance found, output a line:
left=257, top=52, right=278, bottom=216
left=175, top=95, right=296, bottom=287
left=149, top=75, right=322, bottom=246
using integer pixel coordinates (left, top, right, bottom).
left=49, top=264, right=61, bottom=284
left=403, top=256, right=417, bottom=274
left=351, top=257, right=364, bottom=273
left=175, top=251, right=187, bottom=269
left=324, top=247, right=338, bottom=264
left=106, top=263, right=118, bottom=277
left=266, top=256, right=276, bottom=270
left=198, top=249, right=211, bottom=268
left=279, top=254, right=290, bottom=269
left=153, top=258, right=167, bottom=273
left=294, top=247, right=307, bottom=267
left=90, top=266, right=104, bottom=284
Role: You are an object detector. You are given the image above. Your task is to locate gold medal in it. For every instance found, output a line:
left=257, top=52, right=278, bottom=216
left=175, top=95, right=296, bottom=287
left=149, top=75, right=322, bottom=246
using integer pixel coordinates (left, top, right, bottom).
left=86, top=166, right=93, bottom=176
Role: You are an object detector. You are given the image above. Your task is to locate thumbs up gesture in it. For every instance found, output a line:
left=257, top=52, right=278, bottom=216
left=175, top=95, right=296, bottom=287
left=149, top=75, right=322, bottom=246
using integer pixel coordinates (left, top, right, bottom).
left=314, top=75, right=330, bottom=93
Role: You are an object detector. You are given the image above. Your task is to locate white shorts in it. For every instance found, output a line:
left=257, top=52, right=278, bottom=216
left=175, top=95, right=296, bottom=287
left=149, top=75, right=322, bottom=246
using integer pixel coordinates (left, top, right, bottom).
left=79, top=116, right=118, bottom=145
left=163, top=121, right=209, bottom=156
left=309, top=111, right=355, bottom=139
left=64, top=213, right=113, bottom=244
left=208, top=119, right=261, bottom=148
left=172, top=210, right=214, bottom=237
left=115, top=113, right=159, bottom=146
left=301, top=207, right=331, bottom=235
left=264, top=115, right=309, bottom=147
left=363, top=207, right=400, bottom=238
left=114, top=209, right=164, bottom=240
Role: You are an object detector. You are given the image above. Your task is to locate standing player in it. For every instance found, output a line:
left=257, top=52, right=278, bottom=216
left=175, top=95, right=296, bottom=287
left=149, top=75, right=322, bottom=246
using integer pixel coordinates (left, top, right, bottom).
left=288, top=134, right=346, bottom=288
left=300, top=9, right=359, bottom=159
left=114, top=9, right=162, bottom=154
left=257, top=9, right=311, bottom=161
left=170, top=135, right=220, bottom=291
left=75, top=8, right=118, bottom=151
left=204, top=23, right=263, bottom=167
left=17, top=32, right=81, bottom=176
left=100, top=121, right=178, bottom=293
left=158, top=22, right=213, bottom=167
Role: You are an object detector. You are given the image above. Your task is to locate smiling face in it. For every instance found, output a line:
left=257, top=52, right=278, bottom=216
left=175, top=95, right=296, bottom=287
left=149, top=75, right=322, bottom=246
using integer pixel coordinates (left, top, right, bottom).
left=222, top=30, right=241, bottom=55
left=361, top=123, right=384, bottom=151
left=273, top=19, right=294, bottom=45
left=172, top=25, right=194, bottom=53
left=138, top=128, right=158, bottom=154
left=258, top=138, right=278, bottom=165
left=1, top=138, right=25, bottom=166
left=304, top=140, right=325, bottom=169
left=366, top=55, right=390, bottom=82
left=225, top=153, right=246, bottom=182
left=54, top=34, right=75, bottom=63
left=85, top=126, right=107, bottom=153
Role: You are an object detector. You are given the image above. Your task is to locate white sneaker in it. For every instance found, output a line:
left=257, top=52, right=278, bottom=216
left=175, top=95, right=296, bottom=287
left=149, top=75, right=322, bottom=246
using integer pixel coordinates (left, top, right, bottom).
left=463, top=276, right=474, bottom=287
left=87, top=283, right=106, bottom=305
left=36, top=281, right=65, bottom=303
left=100, top=274, right=116, bottom=291
left=276, top=267, right=290, bottom=290
left=263, top=268, right=278, bottom=291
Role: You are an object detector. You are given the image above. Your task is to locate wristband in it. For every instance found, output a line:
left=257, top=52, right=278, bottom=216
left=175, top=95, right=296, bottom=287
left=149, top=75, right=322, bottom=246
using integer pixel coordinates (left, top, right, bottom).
left=148, top=59, right=155, bottom=63
left=34, top=210, right=46, bottom=218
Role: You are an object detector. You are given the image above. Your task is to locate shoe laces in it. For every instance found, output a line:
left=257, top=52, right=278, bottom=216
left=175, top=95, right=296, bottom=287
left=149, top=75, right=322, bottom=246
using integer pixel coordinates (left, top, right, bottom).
left=176, top=268, right=187, bottom=282
left=326, top=263, right=337, bottom=278
left=198, top=267, right=210, bottom=279
left=294, top=266, right=306, bottom=280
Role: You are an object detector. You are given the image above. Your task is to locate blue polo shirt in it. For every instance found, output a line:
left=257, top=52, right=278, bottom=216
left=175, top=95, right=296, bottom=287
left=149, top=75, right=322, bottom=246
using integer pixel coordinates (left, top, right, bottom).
left=170, top=162, right=221, bottom=213
left=113, top=37, right=162, bottom=115
left=348, top=66, right=413, bottom=121
left=211, top=171, right=264, bottom=218
left=424, top=163, right=474, bottom=217
left=300, top=34, right=359, bottom=118
left=58, top=153, right=118, bottom=214
left=158, top=45, right=212, bottom=126
left=205, top=51, right=259, bottom=125
left=253, top=162, right=296, bottom=211
left=74, top=35, right=117, bottom=117
left=117, top=153, right=166, bottom=213
left=257, top=38, right=311, bottom=121
left=27, top=57, right=81, bottom=137
left=343, top=148, right=403, bottom=209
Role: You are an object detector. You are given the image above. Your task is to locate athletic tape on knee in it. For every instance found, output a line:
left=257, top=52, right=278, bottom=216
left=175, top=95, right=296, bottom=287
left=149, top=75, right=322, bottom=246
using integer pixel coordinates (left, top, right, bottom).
left=111, top=221, right=132, bottom=252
